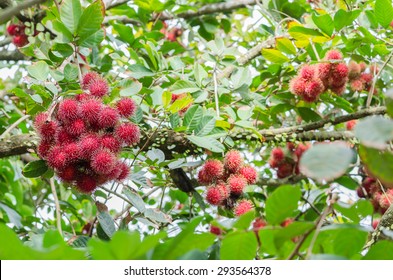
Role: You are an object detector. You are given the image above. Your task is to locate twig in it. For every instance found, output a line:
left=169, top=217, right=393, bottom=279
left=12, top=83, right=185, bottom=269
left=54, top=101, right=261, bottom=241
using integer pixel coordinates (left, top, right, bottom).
left=100, top=186, right=134, bottom=205
left=0, top=0, right=45, bottom=24
left=50, top=178, right=63, bottom=237
left=0, top=114, right=30, bottom=140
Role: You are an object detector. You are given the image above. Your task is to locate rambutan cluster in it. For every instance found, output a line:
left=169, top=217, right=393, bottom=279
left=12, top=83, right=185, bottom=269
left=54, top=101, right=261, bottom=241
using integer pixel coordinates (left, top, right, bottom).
left=289, top=50, right=349, bottom=102
left=357, top=177, right=393, bottom=214
left=7, top=23, right=29, bottom=47
left=198, top=150, right=258, bottom=216
left=348, top=61, right=377, bottom=94
left=34, top=72, right=139, bottom=193
left=269, top=143, right=310, bottom=179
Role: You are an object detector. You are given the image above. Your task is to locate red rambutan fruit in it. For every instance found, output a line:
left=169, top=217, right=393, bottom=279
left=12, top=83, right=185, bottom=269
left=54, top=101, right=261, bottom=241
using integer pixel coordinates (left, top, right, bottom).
left=216, top=182, right=230, bottom=200
left=47, top=146, right=68, bottom=170
left=379, top=193, right=392, bottom=212
left=58, top=165, right=78, bottom=182
left=299, top=65, right=316, bottom=80
left=12, top=34, right=28, bottom=47
left=317, top=63, right=331, bottom=83
left=33, top=112, right=48, bottom=129
left=287, top=142, right=296, bottom=152
left=98, top=107, right=119, bottom=129
left=198, top=169, right=211, bottom=185
left=89, top=78, right=109, bottom=97
left=76, top=174, right=97, bottom=193
left=370, top=65, right=379, bottom=74
left=55, top=128, right=74, bottom=145
left=253, top=218, right=267, bottom=231
left=360, top=73, right=373, bottom=84
left=80, top=99, right=102, bottom=124
left=350, top=79, right=364, bottom=92
left=116, top=98, right=137, bottom=118
left=348, top=61, right=361, bottom=79
left=79, top=134, right=101, bottom=159
left=7, top=24, right=20, bottom=36
left=227, top=174, right=247, bottom=195
left=82, top=72, right=100, bottom=89
left=330, top=84, right=346, bottom=95
left=271, top=147, right=285, bottom=161
left=324, top=50, right=343, bottom=60
left=224, top=150, right=243, bottom=173
left=38, top=120, right=58, bottom=141
left=346, top=120, right=357, bottom=131
left=116, top=162, right=130, bottom=181
left=101, top=135, right=121, bottom=153
left=91, top=149, right=116, bottom=175
left=359, top=62, right=367, bottom=72
left=281, top=218, right=294, bottom=227
left=294, top=143, right=309, bottom=160
left=333, top=63, right=349, bottom=79
left=234, top=200, right=253, bottom=216
left=75, top=93, right=91, bottom=102
left=67, top=119, right=86, bottom=136
left=239, top=165, right=258, bottom=184
left=277, top=162, right=294, bottom=178
left=115, top=123, right=140, bottom=145
left=63, top=142, right=80, bottom=162
left=37, top=140, right=53, bottom=159
left=356, top=186, right=366, bottom=198
left=202, top=159, right=224, bottom=181
left=289, top=77, right=306, bottom=96
left=303, top=79, right=324, bottom=102
left=210, top=225, right=222, bottom=236
left=57, top=99, right=79, bottom=122
left=206, top=187, right=224, bottom=205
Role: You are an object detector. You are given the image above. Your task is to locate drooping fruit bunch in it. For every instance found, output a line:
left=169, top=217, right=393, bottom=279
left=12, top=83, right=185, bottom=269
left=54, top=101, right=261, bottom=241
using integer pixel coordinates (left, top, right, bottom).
left=269, top=143, right=310, bottom=179
left=34, top=72, right=140, bottom=193
left=356, top=176, right=393, bottom=214
left=198, top=150, right=257, bottom=216
left=7, top=23, right=29, bottom=47
left=348, top=61, right=377, bottom=94
left=289, top=50, right=349, bottom=102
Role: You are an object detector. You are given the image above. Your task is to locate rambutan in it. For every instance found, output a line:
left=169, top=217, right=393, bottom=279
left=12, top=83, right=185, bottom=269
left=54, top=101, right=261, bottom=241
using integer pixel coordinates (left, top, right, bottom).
left=271, top=148, right=285, bottom=162
left=350, top=79, right=364, bottom=91
left=116, top=162, right=130, bottom=181
left=346, top=120, right=357, bottom=131
left=58, top=165, right=78, bottom=182
left=330, top=84, right=346, bottom=95
left=253, top=218, right=267, bottom=231
left=198, top=169, right=211, bottom=185
left=79, top=134, right=101, bottom=159
left=75, top=93, right=91, bottom=102
left=281, top=218, right=294, bottom=227
left=80, top=99, right=102, bottom=124
left=234, top=200, right=253, bottom=216
left=33, top=112, right=48, bottom=129
left=216, top=182, right=230, bottom=200
left=98, top=107, right=119, bottom=129
left=227, top=174, right=247, bottom=195
left=289, top=77, right=306, bottom=96
left=299, top=65, right=317, bottom=80
left=57, top=99, right=79, bottom=122
left=47, top=146, right=68, bottom=170
left=333, top=63, right=349, bottom=79
left=303, top=79, right=324, bottom=102
left=359, top=62, right=367, bottom=72
left=317, top=63, right=331, bottom=83
left=356, top=186, right=366, bottom=198
left=224, top=150, right=243, bottom=173
left=115, top=123, right=140, bottom=145
left=370, top=65, right=379, bottom=74
left=348, top=61, right=361, bottom=79
left=116, top=98, right=137, bottom=118
left=37, top=140, right=53, bottom=159
left=63, top=143, right=80, bottom=162
left=294, top=143, right=309, bottom=160
left=67, top=119, right=86, bottom=136
left=38, top=120, right=58, bottom=141
left=55, top=128, right=74, bottom=145
left=7, top=24, right=20, bottom=36
left=206, top=187, right=223, bottom=205
left=12, top=34, right=28, bottom=47
left=76, top=174, right=97, bottom=193
left=82, top=72, right=100, bottom=89
left=360, top=73, right=373, bottom=84
left=101, top=135, right=121, bottom=153
left=91, top=149, right=116, bottom=175
left=89, top=78, right=109, bottom=97
left=372, top=219, right=380, bottom=229
left=202, top=159, right=224, bottom=181
left=239, top=165, right=258, bottom=184
left=210, top=225, right=222, bottom=236
left=324, top=50, right=343, bottom=60
left=277, top=162, right=294, bottom=178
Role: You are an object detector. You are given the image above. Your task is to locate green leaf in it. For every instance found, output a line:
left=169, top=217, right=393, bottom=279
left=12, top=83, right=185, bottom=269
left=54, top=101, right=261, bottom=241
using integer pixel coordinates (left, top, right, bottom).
left=194, top=64, right=208, bottom=86
left=220, top=231, right=258, bottom=260
left=79, top=28, right=105, bottom=48
left=386, top=89, right=393, bottom=118
left=359, top=145, right=393, bottom=186
left=76, top=1, right=104, bottom=43
left=144, top=208, right=172, bottom=224
left=195, top=115, right=216, bottom=136
left=265, top=185, right=301, bottom=225
left=187, top=135, right=224, bottom=153
left=22, top=160, right=48, bottom=178
left=134, top=0, right=165, bottom=12
left=0, top=202, right=22, bottom=228
left=232, top=210, right=255, bottom=230
left=168, top=95, right=193, bottom=114
left=363, top=241, right=393, bottom=259
left=97, top=211, right=116, bottom=238
left=312, top=13, right=334, bottom=36
left=122, top=188, right=146, bottom=213
left=296, top=107, right=322, bottom=122
left=169, top=80, right=200, bottom=94
left=354, top=116, right=393, bottom=149
left=299, top=143, right=355, bottom=182
left=128, top=64, right=155, bottom=79
left=276, top=37, right=296, bottom=55
left=262, top=49, right=289, bottom=63
left=183, top=105, right=203, bottom=131
left=334, top=9, right=361, bottom=31
left=64, top=64, right=78, bottom=81
left=60, top=0, right=82, bottom=34
left=27, top=61, right=49, bottom=81
left=162, top=91, right=172, bottom=108
left=375, top=0, right=393, bottom=28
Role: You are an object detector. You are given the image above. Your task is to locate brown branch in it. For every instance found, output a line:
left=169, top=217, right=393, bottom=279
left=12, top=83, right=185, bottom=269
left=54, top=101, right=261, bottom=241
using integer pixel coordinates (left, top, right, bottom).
left=365, top=203, right=393, bottom=249
left=0, top=133, right=38, bottom=158
left=258, top=175, right=306, bottom=187
left=0, top=0, right=46, bottom=24
left=0, top=49, right=27, bottom=61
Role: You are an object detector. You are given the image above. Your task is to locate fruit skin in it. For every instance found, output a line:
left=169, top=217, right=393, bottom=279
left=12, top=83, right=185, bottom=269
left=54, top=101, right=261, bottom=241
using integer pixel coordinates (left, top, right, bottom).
left=234, top=200, right=253, bottom=216
left=82, top=72, right=100, bottom=89
left=325, top=50, right=343, bottom=60
left=372, top=219, right=380, bottom=230
left=224, top=150, right=243, bottom=173
left=227, top=174, right=247, bottom=195
left=239, top=166, right=258, bottom=184
left=277, top=162, right=294, bottom=178
left=346, top=120, right=357, bottom=131
left=116, top=98, right=137, bottom=118
left=12, top=34, right=28, bottom=47
left=89, top=79, right=109, bottom=97
left=115, top=123, right=140, bottom=145
left=98, top=107, right=119, bottom=129
left=76, top=174, right=97, bottom=194
left=206, top=187, right=223, bottom=205
left=253, top=218, right=267, bottom=231
left=202, top=159, right=224, bottom=181
left=80, top=99, right=102, bottom=124
left=57, top=99, right=80, bottom=122
left=91, top=149, right=116, bottom=175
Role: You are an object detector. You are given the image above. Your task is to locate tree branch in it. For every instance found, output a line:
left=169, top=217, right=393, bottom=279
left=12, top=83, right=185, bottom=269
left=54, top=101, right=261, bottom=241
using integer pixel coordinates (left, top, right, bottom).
left=0, top=0, right=46, bottom=24
left=0, top=49, right=28, bottom=61
left=365, top=203, right=393, bottom=249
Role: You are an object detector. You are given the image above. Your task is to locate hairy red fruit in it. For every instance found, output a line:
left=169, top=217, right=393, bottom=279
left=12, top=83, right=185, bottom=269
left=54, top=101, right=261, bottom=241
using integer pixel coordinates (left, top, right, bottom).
left=271, top=147, right=285, bottom=162
left=12, top=34, right=28, bottom=47
left=346, top=120, right=357, bottom=131
left=324, top=50, right=343, bottom=60
left=198, top=169, right=211, bottom=185
left=116, top=162, right=130, bottom=181
left=203, top=159, right=224, bottom=181
left=294, top=143, right=309, bottom=160
left=299, top=65, right=316, bottom=80
left=58, top=165, right=78, bottom=182
left=80, top=99, right=101, bottom=124
left=227, top=174, right=247, bottom=195
left=356, top=186, right=366, bottom=198
left=38, top=120, right=58, bottom=141
left=372, top=219, right=380, bottom=230
left=89, top=79, right=109, bottom=97
left=67, top=119, right=86, bottom=136
left=317, top=63, right=331, bottom=83
left=287, top=142, right=296, bottom=152
left=47, top=146, right=68, bottom=170
left=224, top=150, right=243, bottom=173
left=360, top=73, right=373, bottom=84
left=253, top=218, right=267, bottom=231
left=234, top=200, right=253, bottom=216
left=359, top=62, right=367, bottom=72
left=91, top=149, right=116, bottom=175
left=303, top=79, right=324, bottom=102
left=216, top=182, right=230, bottom=200
left=101, top=135, right=121, bottom=153
left=63, top=143, right=80, bottom=162
left=210, top=225, right=222, bottom=236
left=206, top=187, right=223, bottom=205
left=34, top=112, right=48, bottom=129
left=289, top=77, right=306, bottom=96
left=116, top=123, right=140, bottom=145
left=98, top=107, right=119, bottom=128
left=239, top=165, right=258, bottom=184
left=348, top=61, right=361, bottom=79
left=330, top=84, right=346, bottom=95
left=116, top=98, right=137, bottom=118
left=75, top=93, right=91, bottom=102
left=277, top=162, right=293, bottom=178
left=7, top=24, right=20, bottom=36
left=362, top=177, right=379, bottom=196
left=79, top=134, right=101, bottom=159
left=55, top=128, right=74, bottom=145
left=76, top=174, right=97, bottom=193
left=82, top=72, right=100, bottom=89
left=350, top=79, right=364, bottom=91
left=58, top=99, right=79, bottom=122
left=37, top=140, right=53, bottom=159
left=333, top=63, right=349, bottom=79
